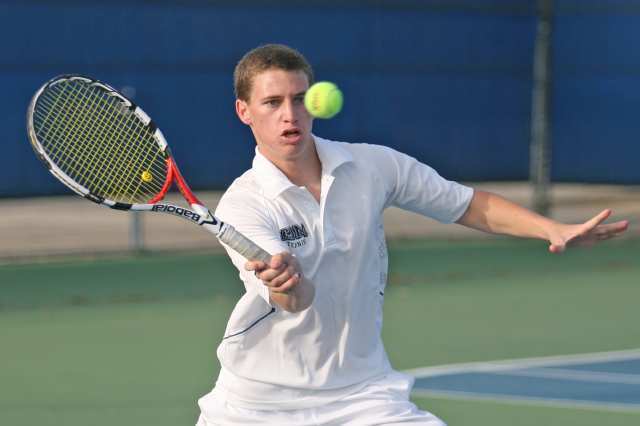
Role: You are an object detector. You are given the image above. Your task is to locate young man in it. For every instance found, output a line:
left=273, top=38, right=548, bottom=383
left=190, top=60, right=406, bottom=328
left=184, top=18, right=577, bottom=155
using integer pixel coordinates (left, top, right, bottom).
left=196, top=44, right=629, bottom=425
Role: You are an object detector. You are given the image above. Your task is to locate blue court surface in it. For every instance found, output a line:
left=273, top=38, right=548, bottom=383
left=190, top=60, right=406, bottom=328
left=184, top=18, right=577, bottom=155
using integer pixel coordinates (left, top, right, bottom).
left=407, top=349, right=640, bottom=412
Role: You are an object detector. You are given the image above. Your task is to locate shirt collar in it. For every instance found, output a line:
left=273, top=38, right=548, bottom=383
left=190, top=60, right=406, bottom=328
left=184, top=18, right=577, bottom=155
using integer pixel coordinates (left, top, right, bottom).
left=251, top=135, right=353, bottom=200
left=314, top=135, right=353, bottom=176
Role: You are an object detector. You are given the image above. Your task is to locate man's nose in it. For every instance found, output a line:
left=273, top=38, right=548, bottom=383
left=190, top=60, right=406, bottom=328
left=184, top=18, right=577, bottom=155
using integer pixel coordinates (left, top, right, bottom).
left=282, top=99, right=298, bottom=123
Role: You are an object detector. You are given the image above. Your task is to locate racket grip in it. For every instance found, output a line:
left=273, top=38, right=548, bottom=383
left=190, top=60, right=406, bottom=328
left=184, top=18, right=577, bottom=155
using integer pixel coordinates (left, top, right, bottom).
left=218, top=224, right=272, bottom=263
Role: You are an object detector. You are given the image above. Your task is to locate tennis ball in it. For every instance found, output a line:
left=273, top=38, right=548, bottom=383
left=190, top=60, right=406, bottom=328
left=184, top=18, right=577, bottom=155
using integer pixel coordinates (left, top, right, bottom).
left=304, top=81, right=343, bottom=119
left=141, top=170, right=153, bottom=182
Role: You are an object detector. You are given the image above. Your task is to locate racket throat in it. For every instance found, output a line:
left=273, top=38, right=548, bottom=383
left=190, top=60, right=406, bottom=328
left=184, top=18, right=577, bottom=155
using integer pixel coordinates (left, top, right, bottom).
left=172, top=159, right=203, bottom=206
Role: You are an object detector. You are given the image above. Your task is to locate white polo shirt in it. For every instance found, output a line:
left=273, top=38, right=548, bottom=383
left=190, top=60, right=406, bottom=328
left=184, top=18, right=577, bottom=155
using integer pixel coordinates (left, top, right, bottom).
left=207, top=136, right=473, bottom=410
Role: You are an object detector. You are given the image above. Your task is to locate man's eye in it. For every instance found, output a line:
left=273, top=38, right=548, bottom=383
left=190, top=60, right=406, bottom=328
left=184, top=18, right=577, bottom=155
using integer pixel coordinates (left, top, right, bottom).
left=294, top=96, right=304, bottom=104
left=265, top=99, right=279, bottom=106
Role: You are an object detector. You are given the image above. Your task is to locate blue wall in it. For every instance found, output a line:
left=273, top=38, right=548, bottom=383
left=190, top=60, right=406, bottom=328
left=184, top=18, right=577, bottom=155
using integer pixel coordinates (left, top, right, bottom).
left=1, top=0, right=638, bottom=197
left=553, top=0, right=640, bottom=183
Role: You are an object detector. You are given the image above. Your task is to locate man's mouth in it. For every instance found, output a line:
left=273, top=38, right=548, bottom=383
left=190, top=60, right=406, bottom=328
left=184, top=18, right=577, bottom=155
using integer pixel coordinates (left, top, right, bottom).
left=282, top=128, right=301, bottom=138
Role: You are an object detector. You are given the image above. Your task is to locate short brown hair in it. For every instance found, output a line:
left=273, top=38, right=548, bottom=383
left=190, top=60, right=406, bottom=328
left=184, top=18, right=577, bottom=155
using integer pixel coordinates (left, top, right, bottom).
left=234, top=44, right=314, bottom=101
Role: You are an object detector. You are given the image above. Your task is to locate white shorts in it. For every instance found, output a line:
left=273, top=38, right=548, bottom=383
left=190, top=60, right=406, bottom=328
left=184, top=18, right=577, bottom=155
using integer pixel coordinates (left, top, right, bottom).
left=196, top=371, right=445, bottom=426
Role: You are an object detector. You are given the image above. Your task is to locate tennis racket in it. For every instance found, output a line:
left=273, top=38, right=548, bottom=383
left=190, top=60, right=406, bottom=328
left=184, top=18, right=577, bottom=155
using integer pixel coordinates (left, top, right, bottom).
left=27, top=74, right=271, bottom=262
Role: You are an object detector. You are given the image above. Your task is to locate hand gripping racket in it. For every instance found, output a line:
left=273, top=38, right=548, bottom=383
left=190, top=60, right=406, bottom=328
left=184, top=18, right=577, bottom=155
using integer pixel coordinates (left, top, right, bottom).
left=27, top=75, right=271, bottom=263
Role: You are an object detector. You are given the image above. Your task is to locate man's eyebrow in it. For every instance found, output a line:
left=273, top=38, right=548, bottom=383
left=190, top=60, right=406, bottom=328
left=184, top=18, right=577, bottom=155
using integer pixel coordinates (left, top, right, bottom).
left=260, top=95, right=282, bottom=101
left=260, top=92, right=306, bottom=102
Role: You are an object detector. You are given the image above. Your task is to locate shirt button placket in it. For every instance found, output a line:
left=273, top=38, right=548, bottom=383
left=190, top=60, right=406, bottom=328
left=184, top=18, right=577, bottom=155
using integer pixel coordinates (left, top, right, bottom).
left=320, top=175, right=336, bottom=246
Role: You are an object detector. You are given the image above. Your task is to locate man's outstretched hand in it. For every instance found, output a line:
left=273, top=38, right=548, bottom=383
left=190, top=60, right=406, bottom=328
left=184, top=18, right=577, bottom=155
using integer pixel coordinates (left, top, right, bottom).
left=547, top=209, right=630, bottom=254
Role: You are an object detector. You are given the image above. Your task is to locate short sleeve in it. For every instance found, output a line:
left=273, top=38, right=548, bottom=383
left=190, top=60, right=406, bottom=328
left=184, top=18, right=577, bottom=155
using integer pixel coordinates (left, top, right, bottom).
left=369, top=145, right=474, bottom=223
left=215, top=189, right=288, bottom=304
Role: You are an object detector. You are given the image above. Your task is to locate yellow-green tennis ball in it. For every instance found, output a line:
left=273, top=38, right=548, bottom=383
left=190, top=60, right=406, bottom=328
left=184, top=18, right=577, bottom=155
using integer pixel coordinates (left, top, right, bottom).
left=304, top=81, right=343, bottom=119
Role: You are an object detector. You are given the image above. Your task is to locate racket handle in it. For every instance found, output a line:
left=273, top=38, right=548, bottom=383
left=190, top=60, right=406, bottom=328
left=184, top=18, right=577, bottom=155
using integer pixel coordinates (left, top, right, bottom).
left=218, top=224, right=272, bottom=263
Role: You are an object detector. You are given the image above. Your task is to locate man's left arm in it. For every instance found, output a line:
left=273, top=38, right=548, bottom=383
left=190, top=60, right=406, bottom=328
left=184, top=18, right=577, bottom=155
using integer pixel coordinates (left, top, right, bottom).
left=456, top=190, right=630, bottom=253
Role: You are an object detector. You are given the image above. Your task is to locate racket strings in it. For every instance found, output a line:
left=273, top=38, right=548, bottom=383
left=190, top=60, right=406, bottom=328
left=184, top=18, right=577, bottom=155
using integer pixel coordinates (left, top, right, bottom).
left=36, top=93, right=116, bottom=194
left=36, top=83, right=118, bottom=179
left=41, top=84, right=116, bottom=185
left=35, top=93, right=107, bottom=189
left=32, top=79, right=168, bottom=204
left=87, top=93, right=148, bottom=199
left=106, top=103, right=165, bottom=201
left=35, top=83, right=91, bottom=165
left=95, top=94, right=169, bottom=201
left=63, top=85, right=159, bottom=198
left=36, top=84, right=135, bottom=197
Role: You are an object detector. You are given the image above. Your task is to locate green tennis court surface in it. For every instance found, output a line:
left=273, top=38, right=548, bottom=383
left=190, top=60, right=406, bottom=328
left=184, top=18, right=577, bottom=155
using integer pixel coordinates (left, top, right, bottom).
left=1, top=238, right=639, bottom=425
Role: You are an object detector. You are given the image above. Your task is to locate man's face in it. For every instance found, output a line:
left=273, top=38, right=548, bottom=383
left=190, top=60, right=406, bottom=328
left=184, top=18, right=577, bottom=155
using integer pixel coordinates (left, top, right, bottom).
left=236, top=69, right=314, bottom=163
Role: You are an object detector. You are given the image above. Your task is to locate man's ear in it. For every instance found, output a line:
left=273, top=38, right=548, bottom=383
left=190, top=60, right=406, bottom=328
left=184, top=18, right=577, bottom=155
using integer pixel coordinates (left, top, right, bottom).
left=236, top=99, right=252, bottom=125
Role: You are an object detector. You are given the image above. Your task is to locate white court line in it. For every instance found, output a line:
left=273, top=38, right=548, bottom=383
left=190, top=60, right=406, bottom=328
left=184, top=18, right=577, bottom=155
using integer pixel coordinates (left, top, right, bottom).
left=405, top=348, right=640, bottom=378
left=411, top=389, right=640, bottom=413
left=496, top=367, right=640, bottom=385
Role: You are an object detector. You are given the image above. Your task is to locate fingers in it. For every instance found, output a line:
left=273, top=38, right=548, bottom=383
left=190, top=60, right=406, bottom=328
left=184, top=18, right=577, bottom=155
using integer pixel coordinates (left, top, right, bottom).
left=574, top=210, right=626, bottom=243
left=601, top=220, right=629, bottom=234
left=259, top=262, right=292, bottom=282
left=551, top=213, right=629, bottom=253
left=269, top=253, right=287, bottom=270
left=245, top=253, right=291, bottom=273
left=593, top=220, right=630, bottom=240
left=247, top=252, right=303, bottom=293
left=245, top=260, right=268, bottom=273
left=270, top=272, right=303, bottom=294
left=566, top=210, right=611, bottom=245
left=583, top=209, right=612, bottom=230
left=264, top=262, right=301, bottom=290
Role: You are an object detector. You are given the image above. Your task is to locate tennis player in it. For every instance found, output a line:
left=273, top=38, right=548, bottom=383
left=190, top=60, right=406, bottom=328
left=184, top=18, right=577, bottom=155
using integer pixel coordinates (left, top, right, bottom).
left=196, top=44, right=629, bottom=425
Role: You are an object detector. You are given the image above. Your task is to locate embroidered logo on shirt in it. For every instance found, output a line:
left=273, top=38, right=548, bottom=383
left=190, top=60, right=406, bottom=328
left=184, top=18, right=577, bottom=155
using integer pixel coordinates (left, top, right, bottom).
left=280, top=223, right=309, bottom=248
